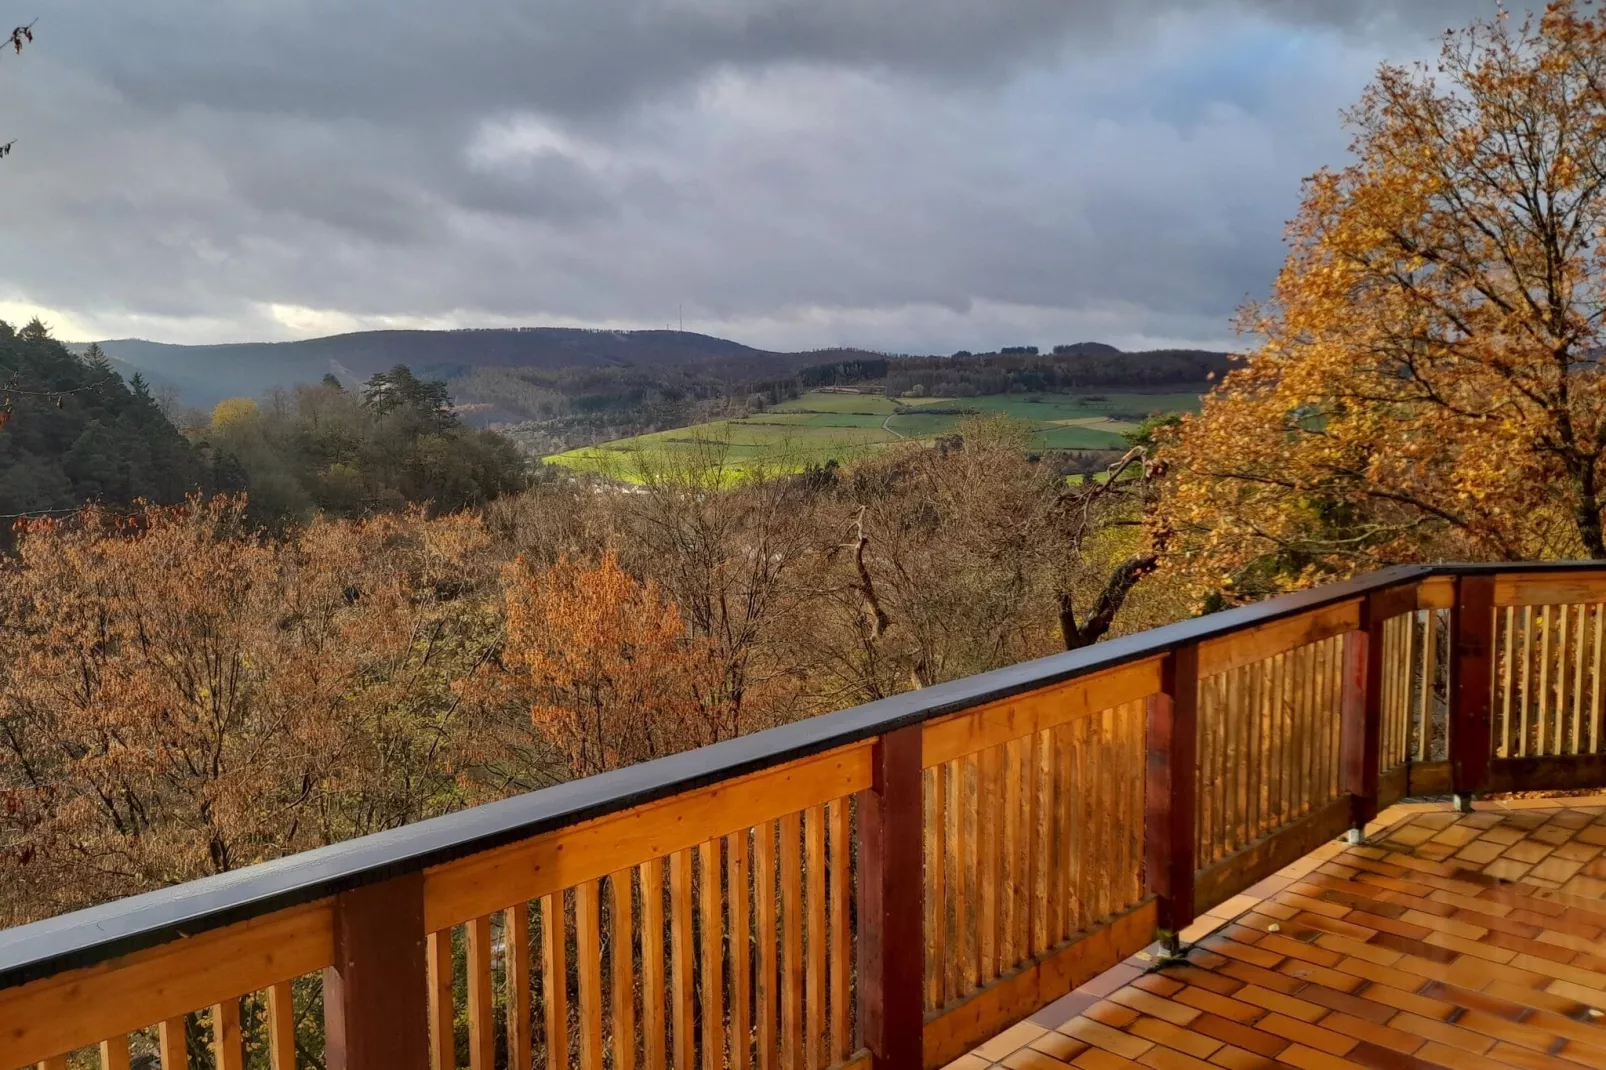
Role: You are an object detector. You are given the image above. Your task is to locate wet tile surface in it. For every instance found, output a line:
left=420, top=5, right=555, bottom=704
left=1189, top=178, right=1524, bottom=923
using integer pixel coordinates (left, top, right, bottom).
left=958, top=797, right=1606, bottom=1070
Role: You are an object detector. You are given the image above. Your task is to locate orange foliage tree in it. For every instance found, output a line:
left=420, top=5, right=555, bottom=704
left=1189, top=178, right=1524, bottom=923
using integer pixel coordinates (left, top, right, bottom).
left=0, top=497, right=519, bottom=923
left=1160, top=2, right=1606, bottom=602
left=501, top=550, right=726, bottom=776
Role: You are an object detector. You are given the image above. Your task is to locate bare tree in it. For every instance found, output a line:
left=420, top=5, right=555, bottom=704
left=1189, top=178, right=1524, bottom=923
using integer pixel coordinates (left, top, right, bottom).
left=2, top=21, right=35, bottom=159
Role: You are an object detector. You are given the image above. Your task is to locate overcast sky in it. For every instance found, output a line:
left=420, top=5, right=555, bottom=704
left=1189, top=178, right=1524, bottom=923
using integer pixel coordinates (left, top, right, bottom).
left=0, top=1, right=1512, bottom=353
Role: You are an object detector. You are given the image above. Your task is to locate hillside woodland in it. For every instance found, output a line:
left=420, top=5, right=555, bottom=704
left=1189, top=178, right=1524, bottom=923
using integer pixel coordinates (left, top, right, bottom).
left=0, top=421, right=1176, bottom=925
left=0, top=324, right=201, bottom=523
left=195, top=365, right=528, bottom=527
left=1161, top=2, right=1606, bottom=601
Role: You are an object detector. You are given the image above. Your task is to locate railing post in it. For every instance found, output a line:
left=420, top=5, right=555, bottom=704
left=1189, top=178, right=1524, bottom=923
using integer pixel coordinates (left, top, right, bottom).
left=1340, top=596, right=1383, bottom=842
left=323, top=872, right=431, bottom=1070
left=1450, top=574, right=1497, bottom=811
left=858, top=725, right=924, bottom=1070
left=1145, top=645, right=1198, bottom=955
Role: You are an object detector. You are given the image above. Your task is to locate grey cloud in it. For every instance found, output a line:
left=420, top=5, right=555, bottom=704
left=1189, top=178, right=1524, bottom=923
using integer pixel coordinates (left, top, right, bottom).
left=0, top=0, right=1526, bottom=353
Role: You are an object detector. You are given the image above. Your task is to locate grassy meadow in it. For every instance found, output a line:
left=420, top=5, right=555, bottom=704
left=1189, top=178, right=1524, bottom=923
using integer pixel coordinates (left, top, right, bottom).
left=544, top=389, right=1203, bottom=481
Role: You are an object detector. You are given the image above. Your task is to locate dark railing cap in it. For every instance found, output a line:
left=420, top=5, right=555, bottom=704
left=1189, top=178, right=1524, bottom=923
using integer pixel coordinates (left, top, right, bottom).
left=1, top=559, right=1599, bottom=989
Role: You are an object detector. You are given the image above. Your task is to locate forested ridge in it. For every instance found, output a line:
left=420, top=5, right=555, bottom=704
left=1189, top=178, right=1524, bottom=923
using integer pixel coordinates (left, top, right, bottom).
left=0, top=321, right=201, bottom=522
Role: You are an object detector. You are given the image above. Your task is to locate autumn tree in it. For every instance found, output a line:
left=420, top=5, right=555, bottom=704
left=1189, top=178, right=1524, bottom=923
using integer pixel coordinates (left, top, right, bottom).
left=0, top=497, right=527, bottom=923
left=501, top=550, right=727, bottom=777
left=1160, top=1, right=1606, bottom=602
left=801, top=416, right=1179, bottom=705
left=612, top=438, right=814, bottom=735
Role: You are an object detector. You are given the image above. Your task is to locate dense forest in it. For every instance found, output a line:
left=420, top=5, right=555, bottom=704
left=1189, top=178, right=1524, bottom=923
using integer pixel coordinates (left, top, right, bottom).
left=0, top=322, right=202, bottom=524
left=879, top=348, right=1234, bottom=398
left=0, top=321, right=528, bottom=531
left=195, top=365, right=528, bottom=527
left=0, top=418, right=1173, bottom=926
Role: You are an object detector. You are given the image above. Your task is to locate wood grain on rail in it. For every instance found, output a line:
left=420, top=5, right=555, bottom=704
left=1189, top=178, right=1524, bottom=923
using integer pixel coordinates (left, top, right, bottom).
left=425, top=743, right=873, bottom=931
left=0, top=899, right=334, bottom=1070
left=921, top=658, right=1162, bottom=767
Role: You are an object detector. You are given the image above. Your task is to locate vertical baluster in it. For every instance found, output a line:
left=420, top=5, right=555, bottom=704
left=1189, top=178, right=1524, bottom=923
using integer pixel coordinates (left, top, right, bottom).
left=1538, top=606, right=1553, bottom=757
left=700, top=835, right=732, bottom=1066
left=1199, top=676, right=1217, bottom=862
left=942, top=761, right=963, bottom=1001
left=467, top=916, right=496, bottom=1070
left=641, top=859, right=667, bottom=1070
left=1271, top=655, right=1284, bottom=819
left=953, top=759, right=972, bottom=996
left=541, top=894, right=570, bottom=1070
left=1028, top=730, right=1045, bottom=958
left=1111, top=706, right=1129, bottom=909
left=728, top=835, right=752, bottom=1070
left=1499, top=607, right=1514, bottom=758
left=613, top=870, right=637, bottom=1070
left=1016, top=736, right=1033, bottom=958
left=670, top=851, right=695, bottom=1070
left=1417, top=609, right=1435, bottom=760
left=210, top=997, right=243, bottom=1070
left=266, top=982, right=297, bottom=1070
left=805, top=807, right=826, bottom=1070
left=1096, top=711, right=1114, bottom=922
left=1573, top=605, right=1588, bottom=755
left=1047, top=728, right=1065, bottom=948
left=1519, top=606, right=1533, bottom=757
left=780, top=813, right=804, bottom=1070
left=829, top=799, right=852, bottom=1064
left=978, top=746, right=999, bottom=981
left=1308, top=642, right=1322, bottom=809
left=754, top=823, right=777, bottom=1070
left=1586, top=600, right=1599, bottom=748
left=507, top=904, right=534, bottom=1070
left=1559, top=604, right=1573, bottom=755
left=1380, top=617, right=1394, bottom=767
left=925, top=766, right=945, bottom=1012
left=1000, top=740, right=1020, bottom=967
left=158, top=1017, right=187, bottom=1070
left=1247, top=656, right=1264, bottom=842
left=1264, top=660, right=1282, bottom=834
left=576, top=882, right=604, bottom=1070
left=699, top=840, right=726, bottom=1070
left=1070, top=718, right=1086, bottom=937
left=100, top=1037, right=132, bottom=1070
left=428, top=930, right=455, bottom=1070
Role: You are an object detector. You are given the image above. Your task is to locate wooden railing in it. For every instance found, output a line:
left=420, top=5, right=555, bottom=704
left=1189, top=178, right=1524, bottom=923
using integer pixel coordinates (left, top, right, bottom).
left=6, top=563, right=1606, bottom=1070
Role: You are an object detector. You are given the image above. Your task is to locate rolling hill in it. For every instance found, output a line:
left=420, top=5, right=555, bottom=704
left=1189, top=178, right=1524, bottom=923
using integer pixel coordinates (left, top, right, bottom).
left=81, top=329, right=881, bottom=410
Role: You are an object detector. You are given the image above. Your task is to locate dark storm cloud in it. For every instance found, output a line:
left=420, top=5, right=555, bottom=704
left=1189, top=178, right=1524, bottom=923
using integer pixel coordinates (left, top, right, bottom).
left=0, top=0, right=1518, bottom=350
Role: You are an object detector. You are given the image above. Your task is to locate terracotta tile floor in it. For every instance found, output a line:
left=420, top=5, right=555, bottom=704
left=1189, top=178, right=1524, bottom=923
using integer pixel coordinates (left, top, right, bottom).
left=958, top=795, right=1606, bottom=1070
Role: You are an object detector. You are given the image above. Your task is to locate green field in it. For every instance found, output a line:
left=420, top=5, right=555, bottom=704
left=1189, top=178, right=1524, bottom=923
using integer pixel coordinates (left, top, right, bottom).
left=545, top=389, right=1202, bottom=479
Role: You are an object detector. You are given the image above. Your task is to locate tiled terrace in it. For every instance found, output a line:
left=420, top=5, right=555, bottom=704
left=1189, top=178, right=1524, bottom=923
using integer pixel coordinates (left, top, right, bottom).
left=963, top=796, right=1606, bottom=1070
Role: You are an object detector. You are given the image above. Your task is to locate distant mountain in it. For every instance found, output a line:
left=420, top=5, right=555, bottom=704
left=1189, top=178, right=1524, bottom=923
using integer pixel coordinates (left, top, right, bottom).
left=79, top=328, right=880, bottom=410
left=1052, top=341, right=1123, bottom=357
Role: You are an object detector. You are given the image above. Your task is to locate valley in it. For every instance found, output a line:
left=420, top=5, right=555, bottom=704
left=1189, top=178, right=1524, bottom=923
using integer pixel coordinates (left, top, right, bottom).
left=544, top=387, right=1204, bottom=479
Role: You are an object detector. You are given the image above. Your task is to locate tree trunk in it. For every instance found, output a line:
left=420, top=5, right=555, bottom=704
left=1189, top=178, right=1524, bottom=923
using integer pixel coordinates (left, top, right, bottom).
left=1059, top=553, right=1158, bottom=651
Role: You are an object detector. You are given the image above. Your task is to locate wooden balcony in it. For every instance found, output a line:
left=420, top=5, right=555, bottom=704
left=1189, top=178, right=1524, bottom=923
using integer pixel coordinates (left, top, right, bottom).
left=6, top=563, right=1606, bottom=1070
left=967, top=796, right=1606, bottom=1070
